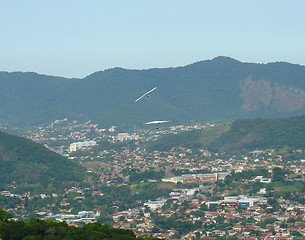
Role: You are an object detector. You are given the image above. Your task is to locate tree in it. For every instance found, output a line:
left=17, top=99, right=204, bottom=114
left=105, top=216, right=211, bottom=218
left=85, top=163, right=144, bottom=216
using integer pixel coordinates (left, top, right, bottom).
left=0, top=209, right=13, bottom=222
left=272, top=167, right=286, bottom=182
left=0, top=220, right=26, bottom=240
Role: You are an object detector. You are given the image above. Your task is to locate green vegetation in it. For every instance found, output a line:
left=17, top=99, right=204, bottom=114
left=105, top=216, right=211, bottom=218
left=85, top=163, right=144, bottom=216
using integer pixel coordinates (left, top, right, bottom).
left=218, top=167, right=305, bottom=205
left=0, top=131, right=89, bottom=193
left=0, top=215, right=161, bottom=240
left=148, top=115, right=305, bottom=153
left=129, top=170, right=164, bottom=183
left=207, top=115, right=305, bottom=152
left=132, top=181, right=173, bottom=201
left=146, top=123, right=230, bottom=151
left=230, top=168, right=270, bottom=181
left=0, top=210, right=12, bottom=222
left=1, top=57, right=305, bottom=129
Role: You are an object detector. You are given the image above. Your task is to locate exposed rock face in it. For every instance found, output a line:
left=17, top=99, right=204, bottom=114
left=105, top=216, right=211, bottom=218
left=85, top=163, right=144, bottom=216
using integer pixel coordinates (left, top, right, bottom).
left=240, top=76, right=305, bottom=112
left=240, top=77, right=273, bottom=111
left=271, top=85, right=305, bottom=111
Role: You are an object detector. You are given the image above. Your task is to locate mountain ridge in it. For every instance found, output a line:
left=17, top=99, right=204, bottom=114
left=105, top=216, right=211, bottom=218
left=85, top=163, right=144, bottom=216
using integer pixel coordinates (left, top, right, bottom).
left=1, top=56, right=305, bottom=129
left=2, top=56, right=303, bottom=80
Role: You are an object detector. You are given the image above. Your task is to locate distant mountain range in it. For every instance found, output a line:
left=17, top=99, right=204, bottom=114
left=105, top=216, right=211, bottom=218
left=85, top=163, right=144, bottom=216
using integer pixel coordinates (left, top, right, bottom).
left=1, top=56, right=305, bottom=129
left=0, top=131, right=87, bottom=193
left=146, top=115, right=305, bottom=153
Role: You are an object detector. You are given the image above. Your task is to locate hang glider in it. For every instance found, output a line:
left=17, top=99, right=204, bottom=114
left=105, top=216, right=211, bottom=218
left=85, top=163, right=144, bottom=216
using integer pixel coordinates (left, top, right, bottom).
left=135, top=87, right=157, bottom=102
left=144, top=120, right=171, bottom=129
left=144, top=120, right=171, bottom=125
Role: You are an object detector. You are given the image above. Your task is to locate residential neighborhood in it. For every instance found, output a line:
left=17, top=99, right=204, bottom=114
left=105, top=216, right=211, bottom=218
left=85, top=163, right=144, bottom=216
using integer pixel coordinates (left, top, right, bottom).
left=1, top=118, right=305, bottom=239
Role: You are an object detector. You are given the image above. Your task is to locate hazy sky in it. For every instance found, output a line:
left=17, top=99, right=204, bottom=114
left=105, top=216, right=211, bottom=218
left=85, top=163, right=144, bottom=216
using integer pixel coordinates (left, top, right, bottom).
left=1, top=0, right=305, bottom=78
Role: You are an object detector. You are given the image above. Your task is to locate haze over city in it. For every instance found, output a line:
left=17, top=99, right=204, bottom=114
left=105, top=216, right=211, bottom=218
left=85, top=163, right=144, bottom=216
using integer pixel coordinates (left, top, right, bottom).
left=1, top=1, right=305, bottom=239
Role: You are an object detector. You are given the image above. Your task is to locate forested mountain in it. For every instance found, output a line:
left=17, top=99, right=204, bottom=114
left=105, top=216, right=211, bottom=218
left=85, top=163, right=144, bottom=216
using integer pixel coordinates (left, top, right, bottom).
left=1, top=57, right=305, bottom=129
left=147, top=115, right=305, bottom=153
left=0, top=131, right=88, bottom=193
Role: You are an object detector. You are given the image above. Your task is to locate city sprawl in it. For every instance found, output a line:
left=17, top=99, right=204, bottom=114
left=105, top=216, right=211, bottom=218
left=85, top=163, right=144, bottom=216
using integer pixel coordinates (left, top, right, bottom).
left=2, top=118, right=305, bottom=239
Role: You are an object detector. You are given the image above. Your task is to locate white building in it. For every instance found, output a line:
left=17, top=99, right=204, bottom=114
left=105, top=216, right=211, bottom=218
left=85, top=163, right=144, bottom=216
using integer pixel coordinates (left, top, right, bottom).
left=69, top=140, right=97, bottom=152
left=206, top=195, right=262, bottom=208
left=116, top=133, right=139, bottom=141
left=117, top=133, right=131, bottom=141
left=144, top=200, right=166, bottom=211
left=162, top=172, right=230, bottom=184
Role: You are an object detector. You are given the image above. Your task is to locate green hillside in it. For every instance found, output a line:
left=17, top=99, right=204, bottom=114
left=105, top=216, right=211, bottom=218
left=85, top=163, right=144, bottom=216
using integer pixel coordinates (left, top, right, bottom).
left=0, top=131, right=88, bottom=193
left=1, top=57, right=305, bottom=129
left=0, top=211, right=161, bottom=240
left=147, top=115, right=305, bottom=153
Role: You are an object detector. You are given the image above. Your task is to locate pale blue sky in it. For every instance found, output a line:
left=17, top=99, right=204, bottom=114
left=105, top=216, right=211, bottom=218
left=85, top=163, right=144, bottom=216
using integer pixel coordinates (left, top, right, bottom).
left=1, top=0, right=305, bottom=77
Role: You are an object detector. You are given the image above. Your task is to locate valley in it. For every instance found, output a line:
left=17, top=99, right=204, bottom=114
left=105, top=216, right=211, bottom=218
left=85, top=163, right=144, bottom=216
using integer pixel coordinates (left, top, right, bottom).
left=1, top=115, right=305, bottom=239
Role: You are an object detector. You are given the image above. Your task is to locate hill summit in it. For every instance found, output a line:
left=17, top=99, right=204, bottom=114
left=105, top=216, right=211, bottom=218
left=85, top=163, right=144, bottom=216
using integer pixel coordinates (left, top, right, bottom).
left=0, top=131, right=87, bottom=193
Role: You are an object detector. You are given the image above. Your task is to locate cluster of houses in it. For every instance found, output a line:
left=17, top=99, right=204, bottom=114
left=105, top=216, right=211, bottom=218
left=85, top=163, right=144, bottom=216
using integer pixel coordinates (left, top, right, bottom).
left=5, top=119, right=305, bottom=238
left=111, top=189, right=305, bottom=239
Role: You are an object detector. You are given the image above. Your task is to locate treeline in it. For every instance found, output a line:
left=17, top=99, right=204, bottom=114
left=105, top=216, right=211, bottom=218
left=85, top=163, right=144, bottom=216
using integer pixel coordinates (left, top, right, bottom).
left=207, top=115, right=305, bottom=153
left=147, top=115, right=305, bottom=154
left=0, top=210, right=161, bottom=240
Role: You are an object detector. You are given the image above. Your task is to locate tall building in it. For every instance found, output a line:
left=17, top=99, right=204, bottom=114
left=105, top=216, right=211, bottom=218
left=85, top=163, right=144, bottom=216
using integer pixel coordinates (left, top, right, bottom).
left=69, top=140, right=97, bottom=152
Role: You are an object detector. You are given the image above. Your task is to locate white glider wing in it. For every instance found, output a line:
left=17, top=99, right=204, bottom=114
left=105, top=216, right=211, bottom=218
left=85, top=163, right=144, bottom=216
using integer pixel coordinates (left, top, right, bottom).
left=144, top=120, right=171, bottom=125
left=135, top=87, right=157, bottom=102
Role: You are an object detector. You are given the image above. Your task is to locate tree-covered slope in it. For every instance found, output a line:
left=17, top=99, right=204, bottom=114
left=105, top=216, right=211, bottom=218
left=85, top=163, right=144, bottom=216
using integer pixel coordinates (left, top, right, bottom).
left=206, top=115, right=305, bottom=152
left=0, top=131, right=88, bottom=192
left=1, top=57, right=305, bottom=129
left=147, top=115, right=305, bottom=153
left=0, top=212, right=161, bottom=240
